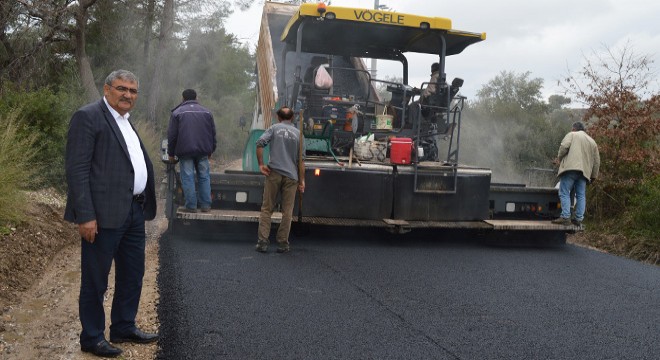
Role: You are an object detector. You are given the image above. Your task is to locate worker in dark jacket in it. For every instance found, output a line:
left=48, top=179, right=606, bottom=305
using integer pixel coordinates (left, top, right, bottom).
left=167, top=89, right=217, bottom=213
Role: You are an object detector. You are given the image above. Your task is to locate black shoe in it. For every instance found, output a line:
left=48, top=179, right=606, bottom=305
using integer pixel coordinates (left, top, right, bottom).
left=110, top=328, right=159, bottom=344
left=81, top=340, right=123, bottom=357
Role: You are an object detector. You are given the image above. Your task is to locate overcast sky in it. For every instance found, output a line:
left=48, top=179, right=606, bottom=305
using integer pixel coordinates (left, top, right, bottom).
left=226, top=0, right=660, bottom=101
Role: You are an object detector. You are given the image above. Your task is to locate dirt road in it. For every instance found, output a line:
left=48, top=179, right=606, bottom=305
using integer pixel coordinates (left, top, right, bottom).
left=0, top=194, right=166, bottom=360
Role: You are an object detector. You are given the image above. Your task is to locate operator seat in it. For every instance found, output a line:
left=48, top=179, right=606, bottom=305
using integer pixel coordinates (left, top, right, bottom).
left=424, top=77, right=463, bottom=133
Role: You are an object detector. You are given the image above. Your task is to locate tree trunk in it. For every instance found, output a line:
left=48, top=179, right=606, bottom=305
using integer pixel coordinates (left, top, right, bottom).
left=142, top=0, right=155, bottom=74
left=0, top=16, right=13, bottom=64
left=73, top=0, right=100, bottom=102
left=0, top=2, right=20, bottom=84
left=75, top=35, right=99, bottom=102
left=0, top=32, right=13, bottom=84
left=146, top=0, right=174, bottom=131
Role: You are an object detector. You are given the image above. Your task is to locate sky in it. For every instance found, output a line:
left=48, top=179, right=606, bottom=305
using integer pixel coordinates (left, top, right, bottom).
left=225, top=0, right=660, bottom=101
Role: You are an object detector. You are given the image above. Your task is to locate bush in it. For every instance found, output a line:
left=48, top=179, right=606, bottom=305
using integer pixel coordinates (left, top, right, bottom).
left=0, top=84, right=70, bottom=189
left=587, top=181, right=633, bottom=220
left=630, top=175, right=660, bottom=239
left=0, top=113, right=41, bottom=225
left=586, top=176, right=660, bottom=264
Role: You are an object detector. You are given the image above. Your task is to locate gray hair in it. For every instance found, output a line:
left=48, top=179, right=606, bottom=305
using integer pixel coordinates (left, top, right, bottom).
left=104, top=69, right=139, bottom=86
left=572, top=121, right=585, bottom=131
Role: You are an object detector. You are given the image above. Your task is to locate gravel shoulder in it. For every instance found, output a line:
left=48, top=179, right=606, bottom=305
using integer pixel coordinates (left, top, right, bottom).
left=0, top=191, right=167, bottom=359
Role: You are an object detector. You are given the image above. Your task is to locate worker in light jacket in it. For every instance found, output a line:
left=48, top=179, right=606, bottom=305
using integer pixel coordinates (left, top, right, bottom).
left=552, top=121, right=600, bottom=226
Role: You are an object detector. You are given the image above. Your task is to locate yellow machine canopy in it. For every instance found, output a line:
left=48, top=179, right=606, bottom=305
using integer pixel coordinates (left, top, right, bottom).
left=281, top=3, right=486, bottom=59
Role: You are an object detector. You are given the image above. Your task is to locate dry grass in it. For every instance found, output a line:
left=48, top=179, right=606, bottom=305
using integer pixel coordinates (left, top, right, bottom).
left=0, top=113, right=41, bottom=226
left=570, top=231, right=659, bottom=266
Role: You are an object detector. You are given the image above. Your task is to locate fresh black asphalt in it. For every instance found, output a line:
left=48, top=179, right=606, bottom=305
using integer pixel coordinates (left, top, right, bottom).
left=157, top=223, right=659, bottom=359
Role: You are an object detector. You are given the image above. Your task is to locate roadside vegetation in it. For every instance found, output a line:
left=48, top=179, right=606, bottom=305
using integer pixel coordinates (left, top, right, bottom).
left=561, top=43, right=659, bottom=264
left=461, top=43, right=659, bottom=264
left=0, top=113, right=41, bottom=231
left=0, top=2, right=658, bottom=264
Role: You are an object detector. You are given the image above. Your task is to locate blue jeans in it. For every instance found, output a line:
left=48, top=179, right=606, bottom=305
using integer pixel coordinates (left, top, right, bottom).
left=179, top=156, right=211, bottom=210
left=559, top=170, right=587, bottom=221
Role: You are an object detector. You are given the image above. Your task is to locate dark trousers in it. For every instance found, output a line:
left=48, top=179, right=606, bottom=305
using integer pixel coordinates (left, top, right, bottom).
left=79, top=200, right=146, bottom=347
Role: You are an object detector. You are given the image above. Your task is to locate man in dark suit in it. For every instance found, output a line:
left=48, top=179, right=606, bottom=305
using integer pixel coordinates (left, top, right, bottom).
left=65, top=69, right=158, bottom=358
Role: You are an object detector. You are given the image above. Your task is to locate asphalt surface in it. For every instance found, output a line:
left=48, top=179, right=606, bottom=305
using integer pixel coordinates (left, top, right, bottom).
left=157, top=223, right=659, bottom=360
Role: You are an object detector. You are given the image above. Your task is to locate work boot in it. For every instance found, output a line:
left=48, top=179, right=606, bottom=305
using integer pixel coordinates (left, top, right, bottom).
left=551, top=217, right=572, bottom=226
left=255, top=241, right=268, bottom=253
left=276, top=243, right=291, bottom=254
left=180, top=207, right=198, bottom=213
left=571, top=219, right=582, bottom=227
left=201, top=207, right=211, bottom=213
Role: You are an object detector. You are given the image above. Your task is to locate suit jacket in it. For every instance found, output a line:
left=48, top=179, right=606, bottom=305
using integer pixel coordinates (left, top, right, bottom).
left=64, top=99, right=156, bottom=228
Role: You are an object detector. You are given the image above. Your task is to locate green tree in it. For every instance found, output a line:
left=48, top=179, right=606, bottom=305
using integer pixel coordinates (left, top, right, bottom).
left=180, top=28, right=253, bottom=102
left=548, top=94, right=571, bottom=111
left=10, top=0, right=101, bottom=100
left=0, top=1, right=74, bottom=89
left=2, top=0, right=255, bottom=186
left=461, top=71, right=564, bottom=183
left=171, top=26, right=255, bottom=160
left=474, top=70, right=548, bottom=117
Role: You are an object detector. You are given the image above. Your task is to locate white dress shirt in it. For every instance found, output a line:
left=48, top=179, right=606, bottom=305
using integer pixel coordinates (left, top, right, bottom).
left=104, top=97, right=148, bottom=195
